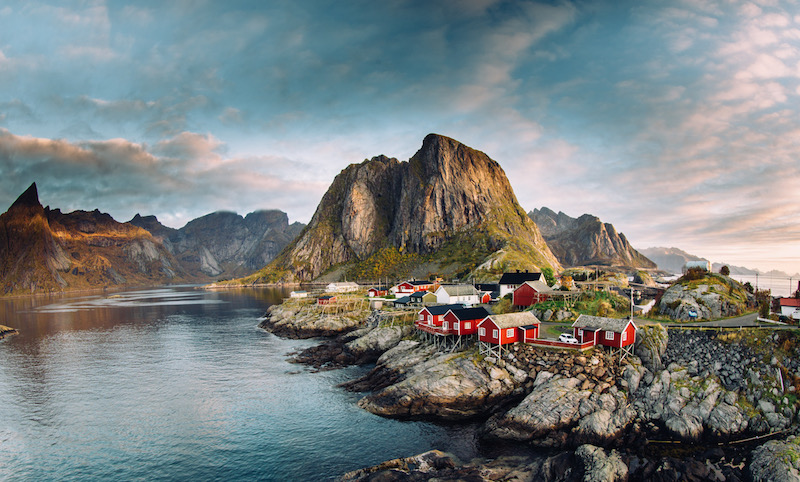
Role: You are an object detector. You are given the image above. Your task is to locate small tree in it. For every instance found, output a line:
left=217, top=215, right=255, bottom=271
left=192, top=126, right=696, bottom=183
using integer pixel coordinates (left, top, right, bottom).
left=756, top=289, right=771, bottom=318
left=720, top=265, right=730, bottom=276
left=542, top=267, right=556, bottom=286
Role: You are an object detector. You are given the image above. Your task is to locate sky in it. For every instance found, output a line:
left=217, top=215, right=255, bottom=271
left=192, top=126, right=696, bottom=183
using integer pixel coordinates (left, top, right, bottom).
left=0, top=0, right=799, bottom=275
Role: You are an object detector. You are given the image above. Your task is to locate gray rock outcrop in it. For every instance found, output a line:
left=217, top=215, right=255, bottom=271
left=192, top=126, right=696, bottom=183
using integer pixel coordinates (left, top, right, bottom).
left=749, top=438, right=800, bottom=482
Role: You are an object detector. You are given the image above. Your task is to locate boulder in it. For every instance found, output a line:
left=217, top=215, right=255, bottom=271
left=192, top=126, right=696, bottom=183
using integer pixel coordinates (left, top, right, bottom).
left=356, top=348, right=522, bottom=420
left=484, top=375, right=592, bottom=442
left=749, top=438, right=800, bottom=482
left=634, top=324, right=668, bottom=372
left=574, top=444, right=629, bottom=482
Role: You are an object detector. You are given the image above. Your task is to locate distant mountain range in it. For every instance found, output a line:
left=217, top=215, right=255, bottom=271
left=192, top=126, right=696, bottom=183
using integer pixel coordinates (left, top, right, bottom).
left=529, top=207, right=656, bottom=270
left=0, top=183, right=303, bottom=294
left=638, top=247, right=797, bottom=277
left=129, top=210, right=304, bottom=279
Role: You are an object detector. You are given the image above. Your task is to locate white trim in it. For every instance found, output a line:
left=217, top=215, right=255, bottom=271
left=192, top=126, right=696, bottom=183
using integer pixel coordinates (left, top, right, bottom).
left=479, top=327, right=486, bottom=336
left=604, top=331, right=614, bottom=340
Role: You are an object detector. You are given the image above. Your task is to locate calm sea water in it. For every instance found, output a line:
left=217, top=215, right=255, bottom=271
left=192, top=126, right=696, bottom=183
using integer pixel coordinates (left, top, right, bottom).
left=0, top=286, right=479, bottom=481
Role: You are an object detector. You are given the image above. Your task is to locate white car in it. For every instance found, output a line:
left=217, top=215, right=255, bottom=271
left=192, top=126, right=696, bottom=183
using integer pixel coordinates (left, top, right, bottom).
left=558, top=333, right=579, bottom=344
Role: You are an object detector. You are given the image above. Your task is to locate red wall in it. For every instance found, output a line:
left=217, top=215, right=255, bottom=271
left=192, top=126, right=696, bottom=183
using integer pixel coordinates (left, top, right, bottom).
left=512, top=284, right=549, bottom=307
left=479, top=318, right=519, bottom=345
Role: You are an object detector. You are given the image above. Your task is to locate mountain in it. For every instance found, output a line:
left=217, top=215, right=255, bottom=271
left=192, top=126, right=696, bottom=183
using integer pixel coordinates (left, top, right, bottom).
left=0, top=183, right=185, bottom=294
left=638, top=247, right=707, bottom=275
left=640, top=247, right=778, bottom=276
left=529, top=207, right=656, bottom=269
left=129, top=210, right=304, bottom=279
left=244, top=134, right=561, bottom=283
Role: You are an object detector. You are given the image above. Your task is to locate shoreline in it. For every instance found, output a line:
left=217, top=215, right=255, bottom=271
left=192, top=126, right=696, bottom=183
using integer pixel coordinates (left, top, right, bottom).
left=259, top=302, right=800, bottom=480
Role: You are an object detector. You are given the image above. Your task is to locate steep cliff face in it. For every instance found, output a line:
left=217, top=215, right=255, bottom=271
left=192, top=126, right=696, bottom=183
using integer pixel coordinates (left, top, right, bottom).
left=256, top=134, right=560, bottom=282
left=0, top=183, right=184, bottom=294
left=530, top=207, right=656, bottom=269
left=130, top=210, right=304, bottom=279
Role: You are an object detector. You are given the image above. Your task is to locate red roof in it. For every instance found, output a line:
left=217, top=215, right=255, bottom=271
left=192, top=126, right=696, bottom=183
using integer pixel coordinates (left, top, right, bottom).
left=780, top=298, right=800, bottom=307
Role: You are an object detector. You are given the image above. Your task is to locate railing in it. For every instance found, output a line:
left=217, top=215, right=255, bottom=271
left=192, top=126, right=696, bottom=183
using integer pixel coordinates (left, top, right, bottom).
left=527, top=338, right=595, bottom=350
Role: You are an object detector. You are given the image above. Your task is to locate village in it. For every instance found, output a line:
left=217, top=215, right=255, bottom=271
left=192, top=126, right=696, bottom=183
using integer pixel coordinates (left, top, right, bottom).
left=285, top=270, right=642, bottom=363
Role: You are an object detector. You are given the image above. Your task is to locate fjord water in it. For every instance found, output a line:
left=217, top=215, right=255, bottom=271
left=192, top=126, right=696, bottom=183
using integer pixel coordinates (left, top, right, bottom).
left=0, top=287, right=477, bottom=481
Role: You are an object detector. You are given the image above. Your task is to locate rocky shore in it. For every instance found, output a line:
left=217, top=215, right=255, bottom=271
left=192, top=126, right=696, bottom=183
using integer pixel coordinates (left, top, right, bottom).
left=258, top=299, right=372, bottom=339
left=260, top=305, right=800, bottom=480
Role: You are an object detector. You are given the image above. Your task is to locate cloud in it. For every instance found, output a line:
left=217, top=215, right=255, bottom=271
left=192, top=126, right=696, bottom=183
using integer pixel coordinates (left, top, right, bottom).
left=0, top=129, right=325, bottom=227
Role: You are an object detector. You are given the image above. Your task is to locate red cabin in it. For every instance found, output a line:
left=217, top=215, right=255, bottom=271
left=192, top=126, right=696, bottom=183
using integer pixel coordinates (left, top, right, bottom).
left=393, top=280, right=435, bottom=295
left=478, top=311, right=540, bottom=358
left=368, top=287, right=388, bottom=297
left=317, top=295, right=336, bottom=305
left=442, top=307, right=490, bottom=336
left=416, top=304, right=464, bottom=331
left=512, top=280, right=554, bottom=307
left=572, top=315, right=637, bottom=360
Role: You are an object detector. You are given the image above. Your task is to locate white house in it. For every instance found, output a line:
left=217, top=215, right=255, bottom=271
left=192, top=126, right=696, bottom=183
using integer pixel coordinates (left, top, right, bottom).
left=434, top=284, right=480, bottom=306
left=326, top=281, right=359, bottom=293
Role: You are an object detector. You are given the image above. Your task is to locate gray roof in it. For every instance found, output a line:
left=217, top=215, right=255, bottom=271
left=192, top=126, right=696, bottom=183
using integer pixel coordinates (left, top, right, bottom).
left=484, top=311, right=540, bottom=329
left=438, top=284, right=478, bottom=296
left=572, top=315, right=635, bottom=333
left=520, top=280, right=555, bottom=293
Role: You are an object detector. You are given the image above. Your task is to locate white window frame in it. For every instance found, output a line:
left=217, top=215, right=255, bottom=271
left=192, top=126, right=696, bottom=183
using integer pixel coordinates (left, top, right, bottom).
left=443, top=321, right=448, bottom=330
left=605, top=331, right=614, bottom=340
left=622, top=331, right=627, bottom=342
left=465, top=322, right=471, bottom=329
left=493, top=329, right=499, bottom=338
left=506, top=328, right=514, bottom=337
left=454, top=322, right=459, bottom=331
left=479, top=327, right=486, bottom=336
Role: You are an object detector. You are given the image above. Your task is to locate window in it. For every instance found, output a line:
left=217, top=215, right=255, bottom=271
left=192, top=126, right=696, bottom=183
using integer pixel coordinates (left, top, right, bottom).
left=479, top=327, right=485, bottom=336
left=507, top=328, right=514, bottom=337
left=465, top=322, right=471, bottom=329
left=443, top=321, right=448, bottom=329
left=493, top=329, right=499, bottom=338
left=454, top=322, right=459, bottom=330
left=419, top=314, right=424, bottom=321
left=622, top=331, right=627, bottom=342
left=578, top=329, right=583, bottom=338
left=605, top=331, right=614, bottom=340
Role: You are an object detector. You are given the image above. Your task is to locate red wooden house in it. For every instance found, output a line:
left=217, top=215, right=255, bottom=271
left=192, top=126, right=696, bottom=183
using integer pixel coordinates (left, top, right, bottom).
left=442, top=307, right=490, bottom=336
left=415, top=304, right=465, bottom=350
left=317, top=295, right=337, bottom=305
left=392, top=280, right=435, bottom=295
left=478, top=311, right=540, bottom=358
left=572, top=315, right=637, bottom=360
left=512, top=280, right=555, bottom=307
left=368, top=287, right=388, bottom=297
left=416, top=304, right=464, bottom=331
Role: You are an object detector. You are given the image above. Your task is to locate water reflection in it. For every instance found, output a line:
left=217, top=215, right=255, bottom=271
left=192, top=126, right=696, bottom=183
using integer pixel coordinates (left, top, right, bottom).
left=0, top=286, right=476, bottom=480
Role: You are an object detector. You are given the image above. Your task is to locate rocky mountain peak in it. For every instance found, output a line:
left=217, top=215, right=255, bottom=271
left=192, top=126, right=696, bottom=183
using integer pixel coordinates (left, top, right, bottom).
left=530, top=207, right=655, bottom=269
left=10, top=182, right=41, bottom=210
left=254, top=134, right=560, bottom=282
